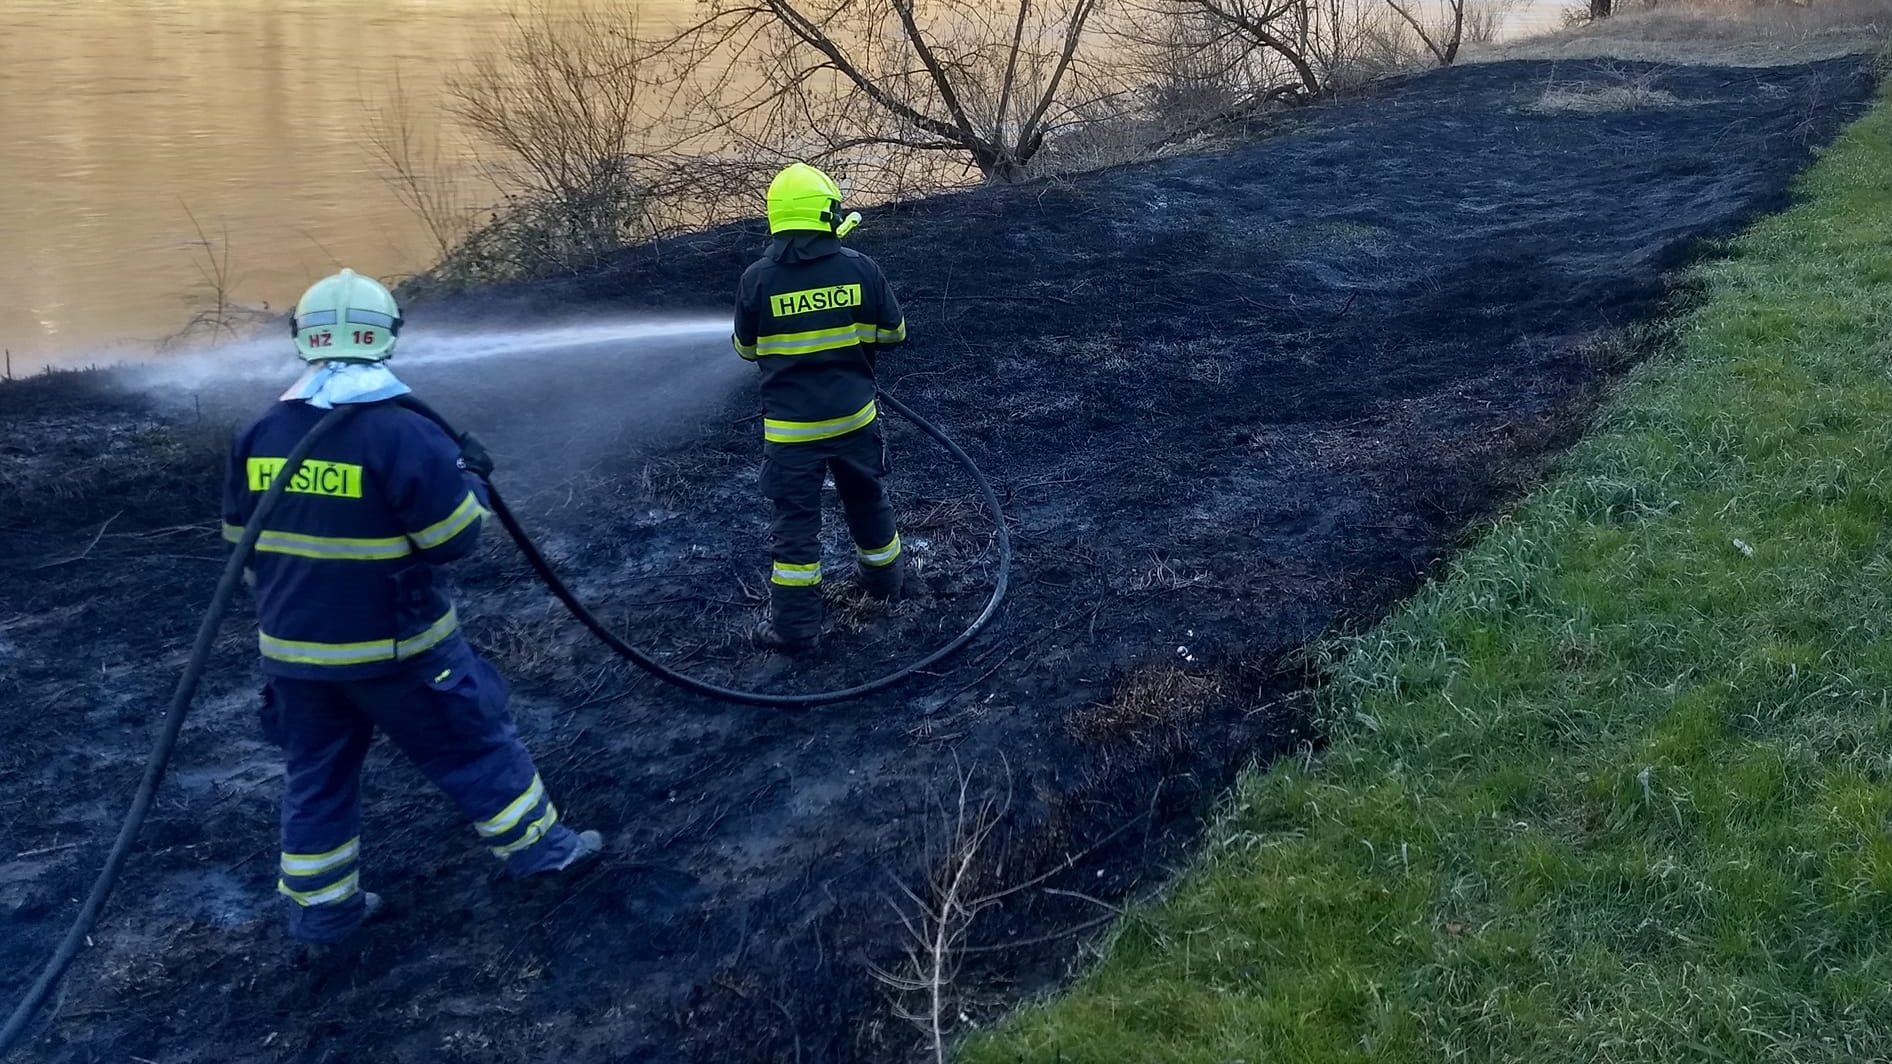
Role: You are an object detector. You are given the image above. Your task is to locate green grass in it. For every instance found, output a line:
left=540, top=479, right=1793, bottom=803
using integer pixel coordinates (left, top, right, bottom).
left=963, top=83, right=1892, bottom=1064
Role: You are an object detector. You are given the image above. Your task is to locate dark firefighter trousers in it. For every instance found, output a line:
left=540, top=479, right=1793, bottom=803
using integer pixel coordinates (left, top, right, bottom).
left=260, top=640, right=581, bottom=943
left=762, top=423, right=903, bottom=639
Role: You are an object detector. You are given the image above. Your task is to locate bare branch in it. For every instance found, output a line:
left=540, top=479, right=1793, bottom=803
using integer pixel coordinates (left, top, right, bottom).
left=1384, top=0, right=1463, bottom=65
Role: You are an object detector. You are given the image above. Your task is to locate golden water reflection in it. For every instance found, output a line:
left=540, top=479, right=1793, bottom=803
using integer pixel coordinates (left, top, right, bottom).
left=0, top=0, right=1560, bottom=372
left=0, top=0, right=686, bottom=370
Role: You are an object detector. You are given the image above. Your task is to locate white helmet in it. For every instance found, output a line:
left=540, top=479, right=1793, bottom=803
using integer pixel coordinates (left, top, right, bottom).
left=292, top=268, right=403, bottom=363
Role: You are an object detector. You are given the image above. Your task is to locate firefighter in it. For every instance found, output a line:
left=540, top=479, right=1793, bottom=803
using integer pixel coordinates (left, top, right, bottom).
left=223, top=268, right=601, bottom=945
left=732, top=163, right=909, bottom=653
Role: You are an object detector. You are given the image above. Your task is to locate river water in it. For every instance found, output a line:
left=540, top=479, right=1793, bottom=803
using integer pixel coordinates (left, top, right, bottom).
left=0, top=0, right=1561, bottom=374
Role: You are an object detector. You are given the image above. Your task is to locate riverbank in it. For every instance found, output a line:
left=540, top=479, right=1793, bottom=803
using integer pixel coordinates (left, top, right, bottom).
left=965, top=64, right=1892, bottom=1064
left=1, top=53, right=1881, bottom=1064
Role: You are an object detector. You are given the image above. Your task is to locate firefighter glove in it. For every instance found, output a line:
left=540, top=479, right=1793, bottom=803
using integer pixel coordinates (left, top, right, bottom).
left=456, top=431, right=495, bottom=479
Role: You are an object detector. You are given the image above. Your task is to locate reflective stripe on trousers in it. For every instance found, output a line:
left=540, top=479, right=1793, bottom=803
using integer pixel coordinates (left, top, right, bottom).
left=857, top=533, right=901, bottom=567
left=475, top=773, right=563, bottom=858
left=763, top=399, right=877, bottom=445
left=278, top=836, right=362, bottom=907
left=771, top=560, right=822, bottom=587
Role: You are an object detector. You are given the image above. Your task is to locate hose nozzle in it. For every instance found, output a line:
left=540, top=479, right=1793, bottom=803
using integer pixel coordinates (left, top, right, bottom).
left=835, top=211, right=863, bottom=238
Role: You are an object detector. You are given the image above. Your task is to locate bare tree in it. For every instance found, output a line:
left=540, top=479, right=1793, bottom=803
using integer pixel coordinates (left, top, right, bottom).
left=442, top=2, right=665, bottom=277
left=363, top=74, right=473, bottom=265
left=1460, top=0, right=1511, bottom=47
left=655, top=0, right=1124, bottom=185
left=1121, top=0, right=1543, bottom=120
left=1119, top=0, right=1439, bottom=109
left=1147, top=0, right=1329, bottom=99
left=1384, top=0, right=1466, bottom=65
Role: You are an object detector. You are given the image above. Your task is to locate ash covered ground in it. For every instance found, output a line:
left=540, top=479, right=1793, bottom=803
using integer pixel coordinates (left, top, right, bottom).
left=0, top=57, right=1879, bottom=1064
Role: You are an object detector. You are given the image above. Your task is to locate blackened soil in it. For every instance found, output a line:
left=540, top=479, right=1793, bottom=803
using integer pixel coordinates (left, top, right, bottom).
left=0, top=58, right=1878, bottom=1064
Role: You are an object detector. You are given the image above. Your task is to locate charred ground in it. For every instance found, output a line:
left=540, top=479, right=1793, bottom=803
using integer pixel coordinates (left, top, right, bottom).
left=0, top=57, right=1880, bottom=1063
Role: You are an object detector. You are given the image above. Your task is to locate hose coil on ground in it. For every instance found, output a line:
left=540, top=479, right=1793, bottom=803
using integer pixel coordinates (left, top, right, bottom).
left=1, top=390, right=1008, bottom=1056
left=399, top=389, right=1012, bottom=708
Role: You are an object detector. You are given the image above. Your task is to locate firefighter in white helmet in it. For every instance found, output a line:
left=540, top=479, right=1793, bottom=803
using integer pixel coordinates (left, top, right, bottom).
left=221, top=268, right=601, bottom=945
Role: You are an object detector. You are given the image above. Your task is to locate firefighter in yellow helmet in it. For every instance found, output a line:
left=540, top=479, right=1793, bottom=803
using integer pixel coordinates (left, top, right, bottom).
left=732, top=164, right=909, bottom=653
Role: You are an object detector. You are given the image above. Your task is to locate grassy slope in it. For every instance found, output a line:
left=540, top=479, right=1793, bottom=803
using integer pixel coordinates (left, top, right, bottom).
left=1473, top=0, right=1892, bottom=68
left=964, top=81, right=1892, bottom=1064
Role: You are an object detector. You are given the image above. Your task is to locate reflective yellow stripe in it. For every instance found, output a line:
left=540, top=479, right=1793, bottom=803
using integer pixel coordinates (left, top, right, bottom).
left=226, top=522, right=412, bottom=561
left=281, top=838, right=360, bottom=877
left=753, top=323, right=876, bottom=357
left=410, top=491, right=483, bottom=550
left=875, top=320, right=907, bottom=344
left=254, top=529, right=413, bottom=561
left=490, top=804, right=560, bottom=858
left=278, top=871, right=359, bottom=906
left=763, top=399, right=878, bottom=445
left=397, top=608, right=460, bottom=659
left=772, top=561, right=822, bottom=587
left=258, top=606, right=458, bottom=667
left=858, top=533, right=902, bottom=567
left=475, top=774, right=547, bottom=839
left=733, top=335, right=759, bottom=362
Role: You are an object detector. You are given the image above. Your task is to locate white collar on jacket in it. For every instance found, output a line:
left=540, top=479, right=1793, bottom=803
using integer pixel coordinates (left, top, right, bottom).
left=280, top=361, right=413, bottom=409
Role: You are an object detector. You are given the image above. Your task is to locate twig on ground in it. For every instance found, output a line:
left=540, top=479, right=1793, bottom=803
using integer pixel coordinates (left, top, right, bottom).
left=31, top=511, right=122, bottom=569
left=956, top=912, right=1118, bottom=954
left=935, top=631, right=1054, bottom=714
left=1042, top=886, right=1126, bottom=914
left=124, top=522, right=218, bottom=539
left=13, top=841, right=83, bottom=860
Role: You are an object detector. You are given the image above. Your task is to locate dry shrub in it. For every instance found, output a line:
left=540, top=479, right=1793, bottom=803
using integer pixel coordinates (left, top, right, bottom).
left=1068, top=665, right=1225, bottom=747
left=1529, top=81, right=1684, bottom=111
left=371, top=3, right=661, bottom=292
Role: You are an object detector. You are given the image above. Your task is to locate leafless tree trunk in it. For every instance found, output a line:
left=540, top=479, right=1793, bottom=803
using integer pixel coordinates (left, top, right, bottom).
left=1590, top=0, right=1612, bottom=18
left=1383, top=0, right=1465, bottom=65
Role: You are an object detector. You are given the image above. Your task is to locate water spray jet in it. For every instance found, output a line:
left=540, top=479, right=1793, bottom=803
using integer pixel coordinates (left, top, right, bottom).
left=0, top=323, right=1010, bottom=1055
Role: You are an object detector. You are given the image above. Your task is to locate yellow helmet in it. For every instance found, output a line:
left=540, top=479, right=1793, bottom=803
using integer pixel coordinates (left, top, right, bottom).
left=291, top=268, right=403, bottom=363
left=766, top=163, right=844, bottom=235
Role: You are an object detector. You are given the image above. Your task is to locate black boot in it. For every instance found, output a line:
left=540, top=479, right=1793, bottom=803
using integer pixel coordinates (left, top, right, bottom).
left=859, top=556, right=906, bottom=602
left=753, top=619, right=820, bottom=655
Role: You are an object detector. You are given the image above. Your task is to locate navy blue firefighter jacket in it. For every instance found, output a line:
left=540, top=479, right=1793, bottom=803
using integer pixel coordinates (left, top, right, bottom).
left=222, top=400, right=487, bottom=681
left=732, top=232, right=907, bottom=444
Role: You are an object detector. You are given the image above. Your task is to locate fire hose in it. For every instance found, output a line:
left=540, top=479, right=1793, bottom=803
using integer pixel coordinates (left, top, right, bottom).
left=0, top=389, right=1009, bottom=1056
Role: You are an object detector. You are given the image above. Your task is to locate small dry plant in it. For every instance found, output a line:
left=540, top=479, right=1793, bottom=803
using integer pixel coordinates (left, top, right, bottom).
left=872, top=766, right=1011, bottom=1064
left=166, top=203, right=272, bottom=347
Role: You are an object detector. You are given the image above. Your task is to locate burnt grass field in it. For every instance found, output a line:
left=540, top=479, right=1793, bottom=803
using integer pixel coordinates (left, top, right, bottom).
left=0, top=56, right=1881, bottom=1063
